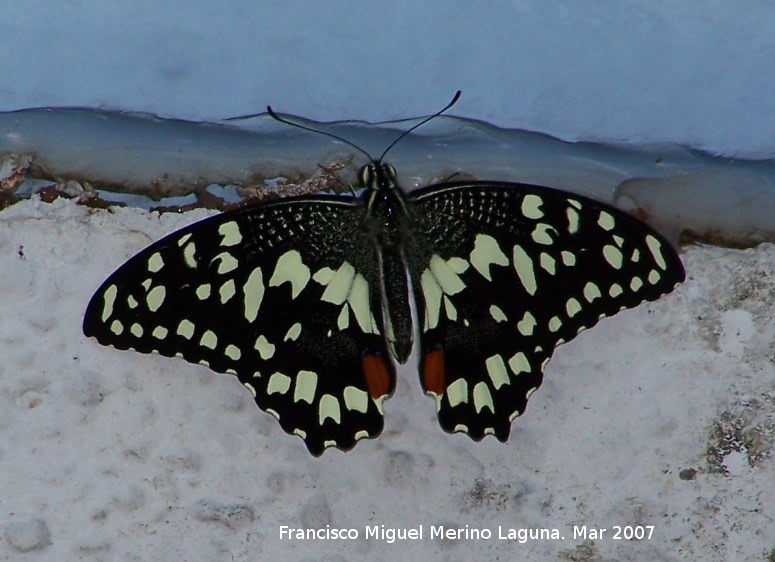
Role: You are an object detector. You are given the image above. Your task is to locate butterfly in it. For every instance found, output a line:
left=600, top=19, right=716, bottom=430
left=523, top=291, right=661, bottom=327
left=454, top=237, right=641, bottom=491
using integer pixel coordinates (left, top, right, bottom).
left=83, top=92, right=685, bottom=456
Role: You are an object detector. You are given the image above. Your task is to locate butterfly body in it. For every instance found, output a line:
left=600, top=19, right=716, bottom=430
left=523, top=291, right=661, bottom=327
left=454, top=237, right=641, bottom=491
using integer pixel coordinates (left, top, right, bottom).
left=84, top=160, right=684, bottom=456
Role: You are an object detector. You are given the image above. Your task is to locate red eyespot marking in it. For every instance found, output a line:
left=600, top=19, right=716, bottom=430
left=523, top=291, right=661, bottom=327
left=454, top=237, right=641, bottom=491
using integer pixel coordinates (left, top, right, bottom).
left=362, top=353, right=391, bottom=399
left=422, top=348, right=445, bottom=395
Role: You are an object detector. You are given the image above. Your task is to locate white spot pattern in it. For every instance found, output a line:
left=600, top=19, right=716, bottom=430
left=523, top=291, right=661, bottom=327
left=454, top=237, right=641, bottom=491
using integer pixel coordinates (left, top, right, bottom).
left=521, top=194, right=544, bottom=219
left=512, top=245, right=536, bottom=296
left=294, top=370, right=318, bottom=404
left=319, top=394, right=341, bottom=424
left=470, top=234, right=508, bottom=281
left=243, top=268, right=265, bottom=323
left=147, top=252, right=164, bottom=273
left=218, top=221, right=242, bottom=247
left=101, top=285, right=117, bottom=322
left=446, top=378, right=468, bottom=407
left=473, top=382, right=495, bottom=413
left=485, top=355, right=509, bottom=389
left=269, top=250, right=310, bottom=299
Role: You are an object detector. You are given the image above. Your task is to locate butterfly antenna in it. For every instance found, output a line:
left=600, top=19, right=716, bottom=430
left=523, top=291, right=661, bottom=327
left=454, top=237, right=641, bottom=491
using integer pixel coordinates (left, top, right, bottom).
left=377, top=90, right=461, bottom=163
left=266, top=106, right=374, bottom=162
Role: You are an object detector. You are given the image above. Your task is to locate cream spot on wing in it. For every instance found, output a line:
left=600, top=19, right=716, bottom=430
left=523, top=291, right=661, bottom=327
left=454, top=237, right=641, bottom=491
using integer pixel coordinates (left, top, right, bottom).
left=489, top=304, right=507, bottom=323
left=609, top=283, right=623, bottom=298
left=446, top=378, right=468, bottom=407
left=473, top=382, right=495, bottom=414
left=354, top=430, right=370, bottom=441
left=200, top=330, right=217, bottom=350
left=646, top=235, right=668, bottom=270
left=110, top=319, right=123, bottom=335
left=269, top=250, right=310, bottom=299
left=255, top=335, right=275, bottom=359
left=267, top=372, right=291, bottom=395
left=196, top=284, right=211, bottom=300
left=630, top=277, right=643, bottom=292
left=470, top=234, right=508, bottom=281
left=130, top=323, right=143, bottom=337
left=603, top=245, right=623, bottom=269
left=548, top=316, right=562, bottom=332
left=485, top=355, right=509, bottom=389
left=293, top=428, right=307, bottom=439
left=531, top=223, right=557, bottom=245
left=141, top=279, right=152, bottom=291
left=214, top=252, right=239, bottom=275
left=420, top=269, right=442, bottom=330
left=512, top=245, right=536, bottom=295
left=521, top=194, right=544, bottom=219
left=453, top=424, right=468, bottom=433
left=243, top=267, right=265, bottom=323
left=219, top=279, right=236, bottom=304
left=177, top=233, right=192, bottom=246
left=183, top=242, right=197, bottom=268
left=566, top=297, right=582, bottom=318
left=648, top=270, right=661, bottom=285
left=598, top=211, right=615, bottom=231
left=147, top=252, right=164, bottom=273
left=320, top=262, right=355, bottom=305
left=152, top=326, right=168, bottom=339
left=343, top=386, right=369, bottom=413
left=446, top=257, right=469, bottom=274
left=444, top=296, right=458, bottom=321
left=508, top=352, right=530, bottom=375
left=567, top=208, right=579, bottom=234
left=373, top=395, right=386, bottom=415
left=127, top=295, right=138, bottom=309
left=218, top=221, right=242, bottom=247
left=312, top=266, right=336, bottom=285
left=337, top=305, right=349, bottom=330
left=540, top=252, right=556, bottom=274
left=294, top=370, right=318, bottom=404
left=224, top=344, right=241, bottom=361
left=318, top=394, right=341, bottom=424
left=145, top=285, right=167, bottom=312
left=243, top=382, right=257, bottom=397
left=561, top=250, right=576, bottom=266
left=631, top=248, right=641, bottom=262
left=583, top=282, right=601, bottom=303
left=517, top=311, right=536, bottom=336
left=429, top=254, right=466, bottom=294
left=284, top=323, right=302, bottom=341
left=347, top=274, right=374, bottom=333
left=613, top=235, right=624, bottom=247
left=176, top=319, right=195, bottom=339
left=101, top=284, right=118, bottom=322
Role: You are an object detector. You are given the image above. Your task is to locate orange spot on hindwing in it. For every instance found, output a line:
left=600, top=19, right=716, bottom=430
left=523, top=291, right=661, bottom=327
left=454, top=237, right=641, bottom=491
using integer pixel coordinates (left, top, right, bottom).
left=422, top=347, right=446, bottom=395
left=362, top=352, right=391, bottom=399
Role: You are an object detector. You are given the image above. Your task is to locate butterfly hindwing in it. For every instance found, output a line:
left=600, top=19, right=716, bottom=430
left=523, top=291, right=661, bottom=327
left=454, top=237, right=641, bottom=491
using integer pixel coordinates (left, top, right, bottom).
left=406, top=182, right=685, bottom=441
left=83, top=197, right=396, bottom=456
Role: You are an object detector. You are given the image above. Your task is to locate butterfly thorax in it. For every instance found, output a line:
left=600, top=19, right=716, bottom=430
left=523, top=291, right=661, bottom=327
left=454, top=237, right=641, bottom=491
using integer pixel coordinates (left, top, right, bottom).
left=360, top=162, right=413, bottom=247
left=360, top=162, right=414, bottom=363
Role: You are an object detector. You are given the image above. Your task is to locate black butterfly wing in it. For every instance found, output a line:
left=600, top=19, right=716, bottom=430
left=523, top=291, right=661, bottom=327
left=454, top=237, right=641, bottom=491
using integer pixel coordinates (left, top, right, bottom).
left=406, top=182, right=685, bottom=442
left=83, top=196, right=396, bottom=456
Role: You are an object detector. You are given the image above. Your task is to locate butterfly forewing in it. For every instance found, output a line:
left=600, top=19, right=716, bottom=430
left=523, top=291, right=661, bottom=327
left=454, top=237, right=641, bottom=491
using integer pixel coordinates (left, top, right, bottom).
left=406, top=182, right=685, bottom=441
left=83, top=197, right=396, bottom=456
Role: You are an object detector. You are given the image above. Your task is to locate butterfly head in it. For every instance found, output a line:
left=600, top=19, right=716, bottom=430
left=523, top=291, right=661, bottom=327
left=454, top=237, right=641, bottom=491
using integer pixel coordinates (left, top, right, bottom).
left=359, top=162, right=399, bottom=193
